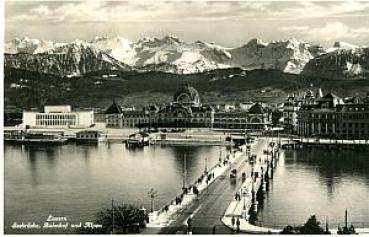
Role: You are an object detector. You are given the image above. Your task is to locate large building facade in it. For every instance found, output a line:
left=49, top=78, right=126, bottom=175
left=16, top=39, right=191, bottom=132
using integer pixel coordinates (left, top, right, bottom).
left=297, top=90, right=369, bottom=139
left=155, top=85, right=215, bottom=128
left=213, top=103, right=271, bottom=130
left=105, top=84, right=271, bottom=131
left=22, top=105, right=94, bottom=128
left=105, top=102, right=156, bottom=128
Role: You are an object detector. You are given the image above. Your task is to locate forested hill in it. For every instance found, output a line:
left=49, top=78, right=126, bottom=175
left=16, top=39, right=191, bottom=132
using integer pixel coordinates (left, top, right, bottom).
left=4, top=67, right=369, bottom=111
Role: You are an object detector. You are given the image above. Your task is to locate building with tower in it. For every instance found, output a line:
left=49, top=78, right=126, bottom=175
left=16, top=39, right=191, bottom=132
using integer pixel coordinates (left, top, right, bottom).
left=297, top=89, right=369, bottom=139
left=154, top=84, right=215, bottom=128
left=104, top=83, right=272, bottom=131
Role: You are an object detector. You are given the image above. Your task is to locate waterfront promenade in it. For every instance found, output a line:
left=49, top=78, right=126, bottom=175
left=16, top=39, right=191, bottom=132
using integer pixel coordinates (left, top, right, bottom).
left=143, top=143, right=247, bottom=233
left=221, top=138, right=281, bottom=234
left=6, top=124, right=369, bottom=147
left=143, top=138, right=271, bottom=234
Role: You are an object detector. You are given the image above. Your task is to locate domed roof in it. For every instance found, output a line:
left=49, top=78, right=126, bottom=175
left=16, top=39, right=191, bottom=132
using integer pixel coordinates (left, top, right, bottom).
left=173, top=83, right=200, bottom=106
left=305, top=90, right=314, bottom=97
left=249, top=102, right=265, bottom=114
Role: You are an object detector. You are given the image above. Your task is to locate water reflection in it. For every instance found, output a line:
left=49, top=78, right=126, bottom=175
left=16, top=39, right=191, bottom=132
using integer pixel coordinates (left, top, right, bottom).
left=4, top=143, right=226, bottom=231
left=256, top=149, right=369, bottom=227
left=27, top=148, right=39, bottom=187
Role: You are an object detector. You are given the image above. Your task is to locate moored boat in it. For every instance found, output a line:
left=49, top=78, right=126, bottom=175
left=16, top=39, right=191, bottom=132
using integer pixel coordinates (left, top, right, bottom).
left=4, top=131, right=68, bottom=144
left=126, top=132, right=150, bottom=148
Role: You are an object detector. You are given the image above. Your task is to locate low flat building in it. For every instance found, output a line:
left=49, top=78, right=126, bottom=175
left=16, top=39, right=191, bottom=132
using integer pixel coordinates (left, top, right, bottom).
left=22, top=105, right=94, bottom=128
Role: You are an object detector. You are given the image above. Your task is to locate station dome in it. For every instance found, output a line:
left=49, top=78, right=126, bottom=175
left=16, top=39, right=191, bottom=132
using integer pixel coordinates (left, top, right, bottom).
left=173, top=83, right=200, bottom=107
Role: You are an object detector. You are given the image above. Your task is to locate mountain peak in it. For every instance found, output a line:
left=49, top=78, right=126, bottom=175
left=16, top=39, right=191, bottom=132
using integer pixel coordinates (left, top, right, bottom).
left=90, top=35, right=132, bottom=45
left=161, top=35, right=182, bottom=44
left=245, top=38, right=268, bottom=47
left=91, top=35, right=110, bottom=43
left=333, top=41, right=358, bottom=49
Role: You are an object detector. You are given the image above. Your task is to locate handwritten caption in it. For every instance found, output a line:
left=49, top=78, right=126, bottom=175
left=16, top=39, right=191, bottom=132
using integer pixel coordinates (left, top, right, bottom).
left=11, top=215, right=102, bottom=230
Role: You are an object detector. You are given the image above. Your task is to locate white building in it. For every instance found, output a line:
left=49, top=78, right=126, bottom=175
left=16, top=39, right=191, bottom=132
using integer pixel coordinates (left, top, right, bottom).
left=22, top=105, right=94, bottom=128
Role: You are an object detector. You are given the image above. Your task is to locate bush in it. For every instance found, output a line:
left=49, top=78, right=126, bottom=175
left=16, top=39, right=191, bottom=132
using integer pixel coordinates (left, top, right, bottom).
left=280, top=215, right=327, bottom=235
left=80, top=203, right=148, bottom=234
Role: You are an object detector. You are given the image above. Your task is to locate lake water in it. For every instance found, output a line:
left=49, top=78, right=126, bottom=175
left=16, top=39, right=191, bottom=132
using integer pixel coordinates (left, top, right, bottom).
left=256, top=148, right=369, bottom=229
left=4, top=142, right=225, bottom=232
left=4, top=142, right=369, bottom=232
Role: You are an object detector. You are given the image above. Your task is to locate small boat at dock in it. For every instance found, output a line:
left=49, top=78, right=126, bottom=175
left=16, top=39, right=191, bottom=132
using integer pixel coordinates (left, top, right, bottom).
left=126, top=132, right=150, bottom=148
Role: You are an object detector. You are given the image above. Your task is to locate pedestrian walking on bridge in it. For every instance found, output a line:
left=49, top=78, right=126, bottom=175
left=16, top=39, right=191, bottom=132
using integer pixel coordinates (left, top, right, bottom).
left=187, top=215, right=193, bottom=234
left=236, top=218, right=240, bottom=233
left=231, top=216, right=235, bottom=227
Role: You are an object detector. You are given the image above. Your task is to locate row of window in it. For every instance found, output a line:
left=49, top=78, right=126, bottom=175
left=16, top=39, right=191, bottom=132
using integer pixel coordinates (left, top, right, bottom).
left=77, top=134, right=98, bottom=139
left=157, top=113, right=212, bottom=118
left=213, top=124, right=265, bottom=129
left=336, top=130, right=369, bottom=134
left=36, top=119, right=76, bottom=126
left=214, top=119, right=264, bottom=124
left=36, top=114, right=77, bottom=120
left=299, top=122, right=369, bottom=128
left=300, top=112, right=369, bottom=120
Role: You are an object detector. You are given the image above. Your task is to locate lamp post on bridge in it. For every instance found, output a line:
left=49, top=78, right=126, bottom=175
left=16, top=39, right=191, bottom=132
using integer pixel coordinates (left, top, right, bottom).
left=242, top=186, right=248, bottom=220
left=183, top=153, right=187, bottom=192
left=111, top=198, right=115, bottom=234
left=204, top=156, right=208, bottom=175
left=147, top=188, right=158, bottom=213
left=251, top=171, right=258, bottom=213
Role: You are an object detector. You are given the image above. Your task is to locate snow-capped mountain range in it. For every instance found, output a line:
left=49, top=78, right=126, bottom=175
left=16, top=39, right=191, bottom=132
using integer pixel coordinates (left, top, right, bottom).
left=4, top=36, right=369, bottom=79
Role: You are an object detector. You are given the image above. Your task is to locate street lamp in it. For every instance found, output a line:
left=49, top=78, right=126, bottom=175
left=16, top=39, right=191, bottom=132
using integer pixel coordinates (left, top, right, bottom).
left=241, top=186, right=248, bottom=219
left=183, top=153, right=187, bottom=191
left=111, top=198, right=115, bottom=234
left=147, top=188, right=158, bottom=213
left=204, top=156, right=208, bottom=174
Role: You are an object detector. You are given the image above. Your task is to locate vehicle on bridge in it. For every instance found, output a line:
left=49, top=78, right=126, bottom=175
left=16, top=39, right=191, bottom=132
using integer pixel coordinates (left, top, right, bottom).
left=230, top=169, right=237, bottom=179
left=242, top=172, right=246, bottom=181
left=249, top=154, right=257, bottom=164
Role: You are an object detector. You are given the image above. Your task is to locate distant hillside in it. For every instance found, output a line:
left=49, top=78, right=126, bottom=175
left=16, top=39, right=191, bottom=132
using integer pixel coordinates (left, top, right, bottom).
left=4, top=67, right=369, bottom=111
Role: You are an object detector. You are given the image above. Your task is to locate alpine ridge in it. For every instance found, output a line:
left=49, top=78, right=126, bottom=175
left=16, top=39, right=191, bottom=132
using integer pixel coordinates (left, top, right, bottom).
left=4, top=36, right=369, bottom=79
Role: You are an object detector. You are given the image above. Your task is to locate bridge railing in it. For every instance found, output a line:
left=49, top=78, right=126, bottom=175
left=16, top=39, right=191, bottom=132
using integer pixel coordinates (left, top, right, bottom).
left=155, top=150, right=234, bottom=217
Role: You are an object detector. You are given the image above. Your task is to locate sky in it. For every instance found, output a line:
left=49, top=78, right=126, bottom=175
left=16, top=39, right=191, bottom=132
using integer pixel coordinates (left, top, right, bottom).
left=4, top=0, right=369, bottom=48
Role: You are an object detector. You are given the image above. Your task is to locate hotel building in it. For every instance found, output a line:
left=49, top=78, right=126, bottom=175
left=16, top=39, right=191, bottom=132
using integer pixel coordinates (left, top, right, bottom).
left=297, top=90, right=369, bottom=139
